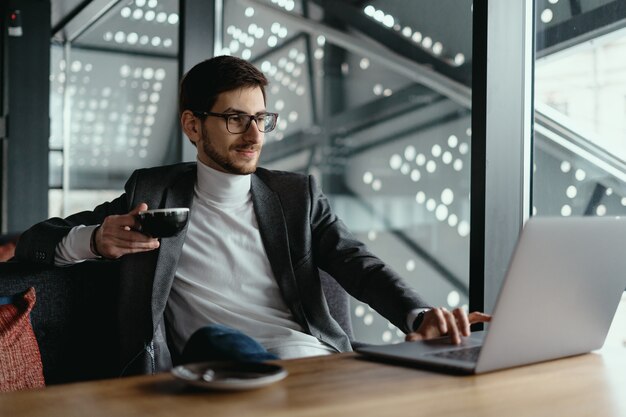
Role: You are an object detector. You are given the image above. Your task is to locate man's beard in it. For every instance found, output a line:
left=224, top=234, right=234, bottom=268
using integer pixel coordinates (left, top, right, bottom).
left=200, top=126, right=260, bottom=175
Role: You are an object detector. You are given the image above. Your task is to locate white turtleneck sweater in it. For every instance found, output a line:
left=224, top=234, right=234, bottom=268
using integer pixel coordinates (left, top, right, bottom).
left=165, top=162, right=335, bottom=358
left=54, top=161, right=336, bottom=359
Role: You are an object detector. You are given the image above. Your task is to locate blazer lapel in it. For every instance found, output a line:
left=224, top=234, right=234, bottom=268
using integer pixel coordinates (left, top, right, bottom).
left=250, top=175, right=307, bottom=326
left=151, top=166, right=196, bottom=327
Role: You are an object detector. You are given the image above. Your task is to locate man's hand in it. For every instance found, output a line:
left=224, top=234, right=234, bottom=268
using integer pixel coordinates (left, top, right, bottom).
left=405, top=308, right=492, bottom=345
left=93, top=203, right=160, bottom=259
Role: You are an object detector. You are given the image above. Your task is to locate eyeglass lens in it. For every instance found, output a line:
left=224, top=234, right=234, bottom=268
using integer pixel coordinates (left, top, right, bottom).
left=228, top=114, right=277, bottom=133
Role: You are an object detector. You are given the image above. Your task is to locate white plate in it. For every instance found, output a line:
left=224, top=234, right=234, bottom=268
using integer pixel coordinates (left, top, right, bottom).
left=171, top=361, right=288, bottom=391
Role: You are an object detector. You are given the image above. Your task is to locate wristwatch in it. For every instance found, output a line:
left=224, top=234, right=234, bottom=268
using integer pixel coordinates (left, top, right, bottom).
left=412, top=309, right=429, bottom=332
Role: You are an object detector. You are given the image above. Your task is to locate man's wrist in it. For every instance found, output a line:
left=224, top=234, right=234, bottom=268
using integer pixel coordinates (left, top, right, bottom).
left=90, top=225, right=103, bottom=258
left=410, top=308, right=431, bottom=332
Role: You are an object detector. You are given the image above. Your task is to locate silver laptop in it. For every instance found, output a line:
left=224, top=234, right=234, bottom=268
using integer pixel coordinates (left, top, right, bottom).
left=357, top=216, right=626, bottom=374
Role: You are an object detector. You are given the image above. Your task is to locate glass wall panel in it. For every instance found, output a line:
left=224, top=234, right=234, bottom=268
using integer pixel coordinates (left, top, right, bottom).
left=49, top=0, right=179, bottom=216
left=534, top=0, right=626, bottom=218
left=223, top=0, right=473, bottom=344
left=534, top=0, right=626, bottom=348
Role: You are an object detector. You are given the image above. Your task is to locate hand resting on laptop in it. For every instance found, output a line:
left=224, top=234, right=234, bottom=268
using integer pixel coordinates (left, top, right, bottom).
left=406, top=308, right=492, bottom=345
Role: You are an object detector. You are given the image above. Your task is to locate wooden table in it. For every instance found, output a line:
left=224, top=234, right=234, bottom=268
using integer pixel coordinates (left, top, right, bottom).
left=1, top=348, right=625, bottom=417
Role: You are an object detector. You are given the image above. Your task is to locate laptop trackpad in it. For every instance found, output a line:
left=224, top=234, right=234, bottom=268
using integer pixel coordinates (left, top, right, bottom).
left=357, top=331, right=485, bottom=358
left=422, top=331, right=485, bottom=348
left=356, top=331, right=486, bottom=374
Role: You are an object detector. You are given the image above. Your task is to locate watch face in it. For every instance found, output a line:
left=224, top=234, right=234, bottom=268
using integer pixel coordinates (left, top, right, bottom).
left=413, top=311, right=426, bottom=332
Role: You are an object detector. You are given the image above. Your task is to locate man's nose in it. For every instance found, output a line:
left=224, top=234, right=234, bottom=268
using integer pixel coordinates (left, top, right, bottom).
left=243, top=119, right=263, bottom=142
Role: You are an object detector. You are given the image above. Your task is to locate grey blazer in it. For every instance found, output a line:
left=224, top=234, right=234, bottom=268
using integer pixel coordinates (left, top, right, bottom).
left=16, top=162, right=426, bottom=375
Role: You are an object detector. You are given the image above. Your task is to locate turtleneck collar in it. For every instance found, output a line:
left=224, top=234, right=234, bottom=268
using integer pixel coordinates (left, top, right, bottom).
left=195, top=159, right=251, bottom=206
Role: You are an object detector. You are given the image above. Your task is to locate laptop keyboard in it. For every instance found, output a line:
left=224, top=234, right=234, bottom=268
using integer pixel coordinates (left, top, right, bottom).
left=428, top=346, right=482, bottom=362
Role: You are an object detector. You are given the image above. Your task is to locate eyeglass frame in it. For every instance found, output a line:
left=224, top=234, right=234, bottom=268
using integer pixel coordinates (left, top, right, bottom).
left=191, top=110, right=279, bottom=134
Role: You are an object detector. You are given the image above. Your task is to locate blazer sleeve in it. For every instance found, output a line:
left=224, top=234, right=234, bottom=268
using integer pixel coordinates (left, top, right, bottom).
left=14, top=170, right=140, bottom=264
left=307, top=175, right=430, bottom=333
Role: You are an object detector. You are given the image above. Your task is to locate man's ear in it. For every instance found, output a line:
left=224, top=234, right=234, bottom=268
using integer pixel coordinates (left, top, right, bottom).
left=181, top=110, right=201, bottom=144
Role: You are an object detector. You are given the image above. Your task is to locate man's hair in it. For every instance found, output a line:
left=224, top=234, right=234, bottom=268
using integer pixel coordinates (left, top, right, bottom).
left=179, top=55, right=268, bottom=117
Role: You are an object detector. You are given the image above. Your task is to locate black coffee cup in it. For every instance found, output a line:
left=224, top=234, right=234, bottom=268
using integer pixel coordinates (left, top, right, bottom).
left=137, top=208, right=189, bottom=238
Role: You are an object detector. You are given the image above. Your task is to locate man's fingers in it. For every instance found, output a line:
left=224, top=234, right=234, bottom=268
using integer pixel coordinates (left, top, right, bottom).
left=113, top=203, right=150, bottom=231
left=409, top=308, right=492, bottom=344
left=105, top=229, right=159, bottom=249
left=433, top=308, right=448, bottom=335
left=103, top=207, right=147, bottom=231
left=405, top=332, right=424, bottom=342
left=98, top=235, right=159, bottom=259
left=453, top=308, right=471, bottom=337
left=442, top=309, right=461, bottom=344
left=97, top=214, right=159, bottom=259
left=115, top=244, right=160, bottom=254
left=128, top=203, right=149, bottom=216
left=468, top=312, right=492, bottom=324
left=108, top=235, right=160, bottom=249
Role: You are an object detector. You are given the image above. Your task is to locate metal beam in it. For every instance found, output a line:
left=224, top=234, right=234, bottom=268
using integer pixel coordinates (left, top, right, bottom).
left=569, top=0, right=582, bottom=16
left=180, top=0, right=216, bottom=162
left=537, top=0, right=626, bottom=57
left=325, top=84, right=444, bottom=137
left=583, top=183, right=607, bottom=216
left=5, top=0, right=51, bottom=232
left=344, top=188, right=468, bottom=296
left=0, top=0, right=9, bottom=232
left=239, top=0, right=472, bottom=109
left=261, top=130, right=320, bottom=164
left=469, top=0, right=487, bottom=319
left=53, top=0, right=122, bottom=43
left=261, top=83, right=453, bottom=163
left=51, top=0, right=94, bottom=36
left=311, top=0, right=471, bottom=86
left=482, top=0, right=534, bottom=313
left=61, top=42, right=178, bottom=60
left=180, top=0, right=216, bottom=73
left=535, top=105, right=626, bottom=185
left=343, top=102, right=465, bottom=157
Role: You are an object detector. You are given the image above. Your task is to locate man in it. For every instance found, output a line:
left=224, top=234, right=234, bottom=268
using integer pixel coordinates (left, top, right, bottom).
left=16, top=56, right=489, bottom=376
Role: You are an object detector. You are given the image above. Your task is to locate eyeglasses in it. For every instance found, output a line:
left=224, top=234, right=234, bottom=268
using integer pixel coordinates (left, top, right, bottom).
left=192, top=111, right=279, bottom=134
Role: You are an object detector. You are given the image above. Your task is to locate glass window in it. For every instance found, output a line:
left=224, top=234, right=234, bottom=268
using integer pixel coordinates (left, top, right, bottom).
left=49, top=0, right=180, bottom=216
left=223, top=0, right=473, bottom=344
left=534, top=0, right=626, bottom=218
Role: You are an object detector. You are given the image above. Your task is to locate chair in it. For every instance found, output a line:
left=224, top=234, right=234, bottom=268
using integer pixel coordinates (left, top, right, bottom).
left=0, top=260, right=355, bottom=384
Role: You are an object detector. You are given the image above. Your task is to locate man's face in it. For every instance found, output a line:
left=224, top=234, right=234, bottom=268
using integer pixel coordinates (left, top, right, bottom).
left=195, top=87, right=265, bottom=175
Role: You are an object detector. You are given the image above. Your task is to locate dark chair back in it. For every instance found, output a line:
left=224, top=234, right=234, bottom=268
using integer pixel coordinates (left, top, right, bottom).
left=0, top=261, right=120, bottom=384
left=0, top=261, right=354, bottom=384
